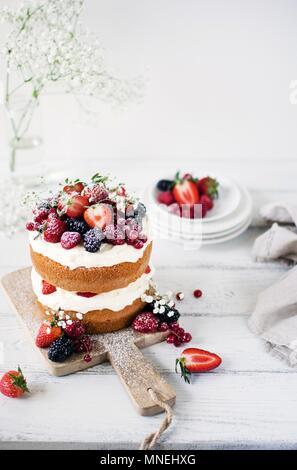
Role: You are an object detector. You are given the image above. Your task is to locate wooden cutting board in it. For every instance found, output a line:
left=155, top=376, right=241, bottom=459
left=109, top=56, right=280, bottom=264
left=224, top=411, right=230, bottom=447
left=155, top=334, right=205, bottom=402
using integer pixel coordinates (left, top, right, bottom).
left=1, top=267, right=176, bottom=416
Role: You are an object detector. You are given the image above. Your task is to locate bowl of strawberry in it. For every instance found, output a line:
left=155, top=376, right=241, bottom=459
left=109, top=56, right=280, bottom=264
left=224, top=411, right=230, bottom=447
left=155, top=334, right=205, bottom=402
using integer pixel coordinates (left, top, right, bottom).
left=155, top=172, right=219, bottom=220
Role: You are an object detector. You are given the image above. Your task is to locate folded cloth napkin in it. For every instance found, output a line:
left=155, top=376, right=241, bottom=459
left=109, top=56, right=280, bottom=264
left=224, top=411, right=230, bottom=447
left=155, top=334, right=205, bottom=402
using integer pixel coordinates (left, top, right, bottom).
left=249, top=203, right=297, bottom=366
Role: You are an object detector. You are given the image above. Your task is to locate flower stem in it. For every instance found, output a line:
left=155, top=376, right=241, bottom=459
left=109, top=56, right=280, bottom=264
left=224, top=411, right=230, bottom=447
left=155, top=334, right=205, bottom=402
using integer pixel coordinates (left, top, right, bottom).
left=10, top=145, right=17, bottom=173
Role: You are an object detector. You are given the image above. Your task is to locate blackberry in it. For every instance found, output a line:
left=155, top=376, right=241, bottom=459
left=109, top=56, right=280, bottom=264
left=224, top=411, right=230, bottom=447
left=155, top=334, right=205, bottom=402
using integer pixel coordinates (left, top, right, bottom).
left=48, top=335, right=74, bottom=362
left=83, top=228, right=104, bottom=252
left=66, top=217, right=89, bottom=236
left=156, top=179, right=173, bottom=192
left=154, top=304, right=180, bottom=324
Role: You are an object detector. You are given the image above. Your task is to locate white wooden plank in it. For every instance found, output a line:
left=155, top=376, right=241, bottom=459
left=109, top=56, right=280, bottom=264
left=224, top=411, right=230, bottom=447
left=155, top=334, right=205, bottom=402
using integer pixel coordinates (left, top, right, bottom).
left=0, top=312, right=294, bottom=378
left=1, top=371, right=297, bottom=449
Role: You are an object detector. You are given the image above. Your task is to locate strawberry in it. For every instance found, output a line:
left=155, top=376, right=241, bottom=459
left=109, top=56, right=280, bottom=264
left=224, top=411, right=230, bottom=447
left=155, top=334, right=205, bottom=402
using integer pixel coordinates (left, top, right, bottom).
left=175, top=347, right=222, bottom=383
left=66, top=195, right=90, bottom=218
left=157, top=191, right=175, bottom=205
left=63, top=181, right=84, bottom=194
left=172, top=172, right=200, bottom=206
left=197, top=177, right=219, bottom=199
left=42, top=280, right=56, bottom=295
left=44, top=218, right=67, bottom=243
left=35, top=322, right=62, bottom=348
left=0, top=366, right=29, bottom=398
left=84, top=203, right=113, bottom=230
left=200, top=194, right=213, bottom=211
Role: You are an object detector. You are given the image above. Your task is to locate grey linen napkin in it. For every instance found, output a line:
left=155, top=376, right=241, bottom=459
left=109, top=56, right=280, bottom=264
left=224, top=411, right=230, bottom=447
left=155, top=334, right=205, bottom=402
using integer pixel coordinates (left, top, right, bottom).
left=249, top=203, right=297, bottom=366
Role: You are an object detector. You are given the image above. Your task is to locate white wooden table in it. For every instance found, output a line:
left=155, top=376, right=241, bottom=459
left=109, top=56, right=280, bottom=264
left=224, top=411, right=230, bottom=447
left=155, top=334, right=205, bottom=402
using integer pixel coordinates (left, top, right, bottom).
left=1, top=159, right=297, bottom=450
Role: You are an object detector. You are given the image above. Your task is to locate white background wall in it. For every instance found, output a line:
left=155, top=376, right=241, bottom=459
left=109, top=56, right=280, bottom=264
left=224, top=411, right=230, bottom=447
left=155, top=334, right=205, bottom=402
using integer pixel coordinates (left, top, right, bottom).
left=1, top=0, right=297, bottom=168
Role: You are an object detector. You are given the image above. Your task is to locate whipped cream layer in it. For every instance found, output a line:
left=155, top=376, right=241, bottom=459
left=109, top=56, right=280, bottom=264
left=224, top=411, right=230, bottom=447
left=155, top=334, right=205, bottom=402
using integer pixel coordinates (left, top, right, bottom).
left=29, top=218, right=151, bottom=270
left=31, top=267, right=153, bottom=313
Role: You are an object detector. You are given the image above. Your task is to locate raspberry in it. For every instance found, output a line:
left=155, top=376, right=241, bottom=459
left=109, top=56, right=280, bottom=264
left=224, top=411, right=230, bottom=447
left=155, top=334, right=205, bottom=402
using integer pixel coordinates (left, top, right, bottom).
left=61, top=231, right=81, bottom=249
left=48, top=335, right=74, bottom=362
left=42, top=280, right=56, bottom=295
left=83, top=228, right=104, bottom=252
left=34, top=208, right=49, bottom=223
left=83, top=184, right=108, bottom=204
left=157, top=191, right=175, bottom=205
left=64, top=320, right=85, bottom=339
left=132, top=312, right=159, bottom=333
left=193, top=289, right=202, bottom=298
left=145, top=265, right=151, bottom=274
left=133, top=239, right=144, bottom=249
left=73, top=335, right=92, bottom=353
left=65, top=217, right=89, bottom=236
left=44, top=218, right=67, bottom=243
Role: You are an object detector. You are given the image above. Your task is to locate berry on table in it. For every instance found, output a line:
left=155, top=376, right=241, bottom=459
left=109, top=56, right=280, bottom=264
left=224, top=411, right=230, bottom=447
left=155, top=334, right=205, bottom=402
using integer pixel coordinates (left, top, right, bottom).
left=42, top=280, right=56, bottom=295
left=61, top=231, right=81, bottom=250
left=35, top=322, right=62, bottom=348
left=83, top=228, right=104, bottom=252
left=176, top=292, right=184, bottom=301
left=44, top=218, right=67, bottom=243
left=48, top=335, right=74, bottom=362
left=132, top=312, right=159, bottom=333
left=65, top=217, right=89, bottom=236
left=0, top=366, right=29, bottom=398
left=175, top=347, right=222, bottom=383
left=193, top=289, right=203, bottom=298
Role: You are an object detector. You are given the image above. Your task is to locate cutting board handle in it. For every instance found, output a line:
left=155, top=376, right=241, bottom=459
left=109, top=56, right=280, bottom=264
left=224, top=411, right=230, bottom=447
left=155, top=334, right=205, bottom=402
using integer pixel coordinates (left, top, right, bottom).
left=108, top=341, right=176, bottom=416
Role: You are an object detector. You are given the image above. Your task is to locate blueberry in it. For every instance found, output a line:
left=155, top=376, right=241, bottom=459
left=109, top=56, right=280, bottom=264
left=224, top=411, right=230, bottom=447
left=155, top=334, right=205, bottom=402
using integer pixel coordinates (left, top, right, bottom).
left=156, top=180, right=173, bottom=192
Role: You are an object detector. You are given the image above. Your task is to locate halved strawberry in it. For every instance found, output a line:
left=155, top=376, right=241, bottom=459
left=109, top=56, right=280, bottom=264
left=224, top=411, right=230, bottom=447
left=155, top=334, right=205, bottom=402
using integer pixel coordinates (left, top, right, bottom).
left=63, top=182, right=85, bottom=194
left=176, top=347, right=222, bottom=383
left=66, top=195, right=89, bottom=218
left=84, top=203, right=113, bottom=230
left=172, top=172, right=200, bottom=205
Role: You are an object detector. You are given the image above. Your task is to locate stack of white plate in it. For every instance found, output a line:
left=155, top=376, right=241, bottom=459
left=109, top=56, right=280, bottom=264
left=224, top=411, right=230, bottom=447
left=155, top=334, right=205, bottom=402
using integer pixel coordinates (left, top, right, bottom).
left=144, top=176, right=253, bottom=245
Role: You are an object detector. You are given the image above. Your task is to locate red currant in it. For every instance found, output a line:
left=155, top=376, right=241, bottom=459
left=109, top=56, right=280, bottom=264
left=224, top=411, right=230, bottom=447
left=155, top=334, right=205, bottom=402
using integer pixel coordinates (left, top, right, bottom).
left=166, top=333, right=175, bottom=344
left=159, top=322, right=169, bottom=332
left=174, top=338, right=182, bottom=347
left=183, top=332, right=192, bottom=343
left=170, top=322, right=180, bottom=332
left=193, top=289, right=202, bottom=298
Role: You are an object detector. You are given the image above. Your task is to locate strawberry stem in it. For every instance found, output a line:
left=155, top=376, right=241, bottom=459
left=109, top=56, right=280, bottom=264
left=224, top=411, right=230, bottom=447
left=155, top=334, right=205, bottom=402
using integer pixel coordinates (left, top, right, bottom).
left=175, top=357, right=191, bottom=384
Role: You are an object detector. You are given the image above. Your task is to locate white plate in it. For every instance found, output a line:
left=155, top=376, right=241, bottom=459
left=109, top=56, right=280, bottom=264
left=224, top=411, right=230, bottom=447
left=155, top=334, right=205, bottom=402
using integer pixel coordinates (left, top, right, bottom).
left=153, top=213, right=252, bottom=245
left=149, top=183, right=252, bottom=238
left=147, top=175, right=241, bottom=224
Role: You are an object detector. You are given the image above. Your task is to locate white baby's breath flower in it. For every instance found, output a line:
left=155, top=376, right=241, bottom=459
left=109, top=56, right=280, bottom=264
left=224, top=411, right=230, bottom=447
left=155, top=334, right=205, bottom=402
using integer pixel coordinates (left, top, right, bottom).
left=76, top=313, right=83, bottom=320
